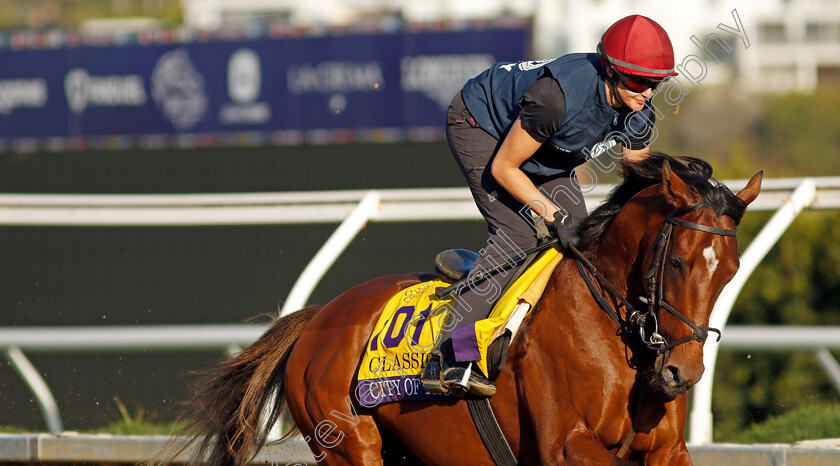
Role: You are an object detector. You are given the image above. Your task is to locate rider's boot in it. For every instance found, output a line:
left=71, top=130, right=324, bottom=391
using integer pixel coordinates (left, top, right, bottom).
left=442, top=361, right=496, bottom=397
left=421, top=348, right=496, bottom=397
left=420, top=352, right=447, bottom=394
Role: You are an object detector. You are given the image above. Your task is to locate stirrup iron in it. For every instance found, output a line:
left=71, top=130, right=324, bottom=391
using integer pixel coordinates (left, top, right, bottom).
left=450, top=362, right=473, bottom=397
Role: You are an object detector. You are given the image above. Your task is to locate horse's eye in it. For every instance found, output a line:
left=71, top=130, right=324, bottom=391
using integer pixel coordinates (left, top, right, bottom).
left=669, top=257, right=683, bottom=272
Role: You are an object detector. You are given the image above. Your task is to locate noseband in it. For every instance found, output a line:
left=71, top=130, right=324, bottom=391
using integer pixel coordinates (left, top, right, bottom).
left=574, top=205, right=735, bottom=354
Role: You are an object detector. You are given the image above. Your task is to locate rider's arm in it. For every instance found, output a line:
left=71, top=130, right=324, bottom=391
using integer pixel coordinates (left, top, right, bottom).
left=490, top=120, right=560, bottom=221
left=490, top=77, right=567, bottom=221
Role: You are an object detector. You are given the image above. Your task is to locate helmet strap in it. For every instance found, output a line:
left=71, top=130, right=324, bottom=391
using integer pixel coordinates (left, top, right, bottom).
left=603, top=65, right=622, bottom=107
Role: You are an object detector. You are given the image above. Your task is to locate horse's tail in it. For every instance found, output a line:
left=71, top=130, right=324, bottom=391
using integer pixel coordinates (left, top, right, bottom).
left=160, top=306, right=320, bottom=466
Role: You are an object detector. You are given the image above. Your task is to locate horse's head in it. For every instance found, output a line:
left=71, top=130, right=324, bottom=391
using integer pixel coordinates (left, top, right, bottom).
left=641, top=162, right=761, bottom=396
left=579, top=154, right=762, bottom=398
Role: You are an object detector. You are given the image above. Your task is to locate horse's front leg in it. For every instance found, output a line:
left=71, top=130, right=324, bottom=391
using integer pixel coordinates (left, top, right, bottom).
left=643, top=440, right=692, bottom=465
left=561, top=424, right=633, bottom=465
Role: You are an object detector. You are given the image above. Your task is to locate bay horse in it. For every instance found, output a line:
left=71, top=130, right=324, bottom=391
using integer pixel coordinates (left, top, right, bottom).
left=176, top=154, right=762, bottom=465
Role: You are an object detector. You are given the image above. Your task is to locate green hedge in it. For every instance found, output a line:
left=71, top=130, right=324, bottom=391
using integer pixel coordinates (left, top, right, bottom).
left=725, top=403, right=840, bottom=444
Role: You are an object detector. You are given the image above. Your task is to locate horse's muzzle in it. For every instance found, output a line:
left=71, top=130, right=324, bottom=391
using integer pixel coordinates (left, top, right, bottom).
left=655, top=362, right=704, bottom=397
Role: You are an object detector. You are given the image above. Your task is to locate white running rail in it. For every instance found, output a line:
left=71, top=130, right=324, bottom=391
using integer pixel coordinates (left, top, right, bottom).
left=2, top=177, right=839, bottom=437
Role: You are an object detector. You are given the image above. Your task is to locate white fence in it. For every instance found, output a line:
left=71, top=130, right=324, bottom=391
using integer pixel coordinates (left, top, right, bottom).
left=2, top=177, right=840, bottom=442
left=1, top=431, right=839, bottom=464
left=0, top=432, right=315, bottom=464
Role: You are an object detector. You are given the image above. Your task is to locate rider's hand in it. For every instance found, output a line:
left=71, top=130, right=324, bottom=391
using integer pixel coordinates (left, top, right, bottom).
left=548, top=211, right=579, bottom=252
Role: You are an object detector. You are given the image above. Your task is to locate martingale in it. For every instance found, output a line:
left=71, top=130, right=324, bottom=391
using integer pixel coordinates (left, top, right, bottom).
left=356, top=247, right=563, bottom=406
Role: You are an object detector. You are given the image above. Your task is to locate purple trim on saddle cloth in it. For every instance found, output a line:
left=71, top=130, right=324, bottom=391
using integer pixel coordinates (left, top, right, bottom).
left=356, top=376, right=453, bottom=407
left=452, top=324, right=481, bottom=362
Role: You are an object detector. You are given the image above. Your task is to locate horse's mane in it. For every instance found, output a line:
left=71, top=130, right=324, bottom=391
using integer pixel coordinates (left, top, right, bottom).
left=577, top=153, right=747, bottom=250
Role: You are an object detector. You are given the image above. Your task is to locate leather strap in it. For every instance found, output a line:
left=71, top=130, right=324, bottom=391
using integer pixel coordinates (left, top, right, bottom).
left=573, top=246, right=642, bottom=328
left=616, top=426, right=636, bottom=459
left=577, top=259, right=627, bottom=329
left=668, top=216, right=737, bottom=236
left=467, top=398, right=518, bottom=466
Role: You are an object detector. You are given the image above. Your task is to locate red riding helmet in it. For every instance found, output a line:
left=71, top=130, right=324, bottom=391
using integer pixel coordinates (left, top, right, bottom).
left=597, top=15, right=679, bottom=78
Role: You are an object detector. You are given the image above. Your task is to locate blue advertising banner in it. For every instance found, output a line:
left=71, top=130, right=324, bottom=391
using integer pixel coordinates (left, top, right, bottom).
left=0, top=27, right=528, bottom=151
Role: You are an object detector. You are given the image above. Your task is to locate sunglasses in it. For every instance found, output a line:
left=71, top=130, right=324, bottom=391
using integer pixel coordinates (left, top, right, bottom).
left=614, top=70, right=664, bottom=93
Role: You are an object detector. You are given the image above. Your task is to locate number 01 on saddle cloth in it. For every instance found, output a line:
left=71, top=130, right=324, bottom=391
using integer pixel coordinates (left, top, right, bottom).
left=356, top=247, right=562, bottom=406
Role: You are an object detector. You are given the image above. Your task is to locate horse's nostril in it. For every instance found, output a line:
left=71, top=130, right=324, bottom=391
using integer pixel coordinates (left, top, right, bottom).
left=663, top=365, right=681, bottom=385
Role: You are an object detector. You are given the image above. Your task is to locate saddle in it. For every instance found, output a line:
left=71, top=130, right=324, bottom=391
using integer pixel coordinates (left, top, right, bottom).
left=432, top=247, right=559, bottom=379
left=355, top=246, right=561, bottom=406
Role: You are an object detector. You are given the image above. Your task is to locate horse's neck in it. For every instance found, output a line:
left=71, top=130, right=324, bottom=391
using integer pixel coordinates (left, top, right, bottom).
left=585, top=215, right=647, bottom=298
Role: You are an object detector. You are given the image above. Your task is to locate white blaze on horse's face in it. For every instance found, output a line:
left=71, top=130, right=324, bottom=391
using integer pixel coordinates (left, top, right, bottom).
left=702, top=245, right=719, bottom=280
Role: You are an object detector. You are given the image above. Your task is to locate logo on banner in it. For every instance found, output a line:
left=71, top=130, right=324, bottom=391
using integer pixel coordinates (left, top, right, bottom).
left=287, top=60, right=384, bottom=115
left=0, top=78, right=47, bottom=114
left=151, top=48, right=207, bottom=130
left=220, top=48, right=270, bottom=125
left=401, top=54, right=494, bottom=109
left=64, top=69, right=147, bottom=114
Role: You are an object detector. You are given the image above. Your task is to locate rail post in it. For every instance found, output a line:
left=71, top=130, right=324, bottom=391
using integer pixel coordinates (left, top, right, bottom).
left=280, top=190, right=381, bottom=316
left=4, top=346, right=64, bottom=433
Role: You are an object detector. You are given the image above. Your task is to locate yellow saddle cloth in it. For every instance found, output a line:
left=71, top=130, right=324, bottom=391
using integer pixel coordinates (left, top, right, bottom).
left=356, top=247, right=562, bottom=406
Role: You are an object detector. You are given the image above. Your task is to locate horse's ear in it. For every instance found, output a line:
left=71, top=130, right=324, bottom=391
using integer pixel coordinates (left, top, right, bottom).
left=662, top=160, right=695, bottom=208
left=736, top=171, right=763, bottom=206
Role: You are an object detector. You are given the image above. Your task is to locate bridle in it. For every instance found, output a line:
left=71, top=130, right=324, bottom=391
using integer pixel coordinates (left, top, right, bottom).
left=571, top=204, right=738, bottom=459
left=574, top=204, right=736, bottom=354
